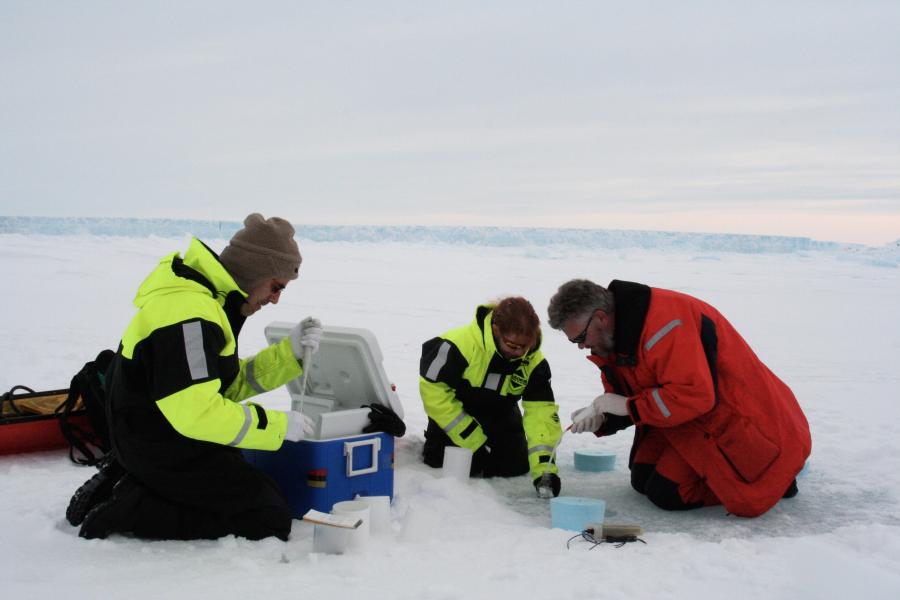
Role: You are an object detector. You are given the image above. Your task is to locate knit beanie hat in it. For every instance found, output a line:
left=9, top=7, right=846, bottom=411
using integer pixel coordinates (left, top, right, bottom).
left=220, top=213, right=301, bottom=293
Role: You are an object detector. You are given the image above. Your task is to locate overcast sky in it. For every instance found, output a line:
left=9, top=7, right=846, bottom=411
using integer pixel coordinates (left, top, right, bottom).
left=2, top=1, right=898, bottom=244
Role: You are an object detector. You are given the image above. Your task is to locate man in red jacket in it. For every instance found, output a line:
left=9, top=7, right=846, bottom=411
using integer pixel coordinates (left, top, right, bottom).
left=547, top=279, right=811, bottom=517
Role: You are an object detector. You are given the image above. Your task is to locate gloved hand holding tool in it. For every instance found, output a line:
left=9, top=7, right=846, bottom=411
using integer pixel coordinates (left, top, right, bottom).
left=290, top=317, right=323, bottom=359
left=471, top=442, right=491, bottom=475
left=534, top=472, right=562, bottom=499
left=535, top=422, right=571, bottom=498
left=289, top=316, right=323, bottom=416
left=570, top=393, right=628, bottom=434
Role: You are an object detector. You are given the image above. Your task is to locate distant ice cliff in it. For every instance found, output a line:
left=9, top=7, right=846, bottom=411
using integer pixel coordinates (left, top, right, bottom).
left=0, top=216, right=896, bottom=266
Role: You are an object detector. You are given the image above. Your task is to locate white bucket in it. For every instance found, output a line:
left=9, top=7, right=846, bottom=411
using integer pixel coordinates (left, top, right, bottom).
left=355, top=495, right=391, bottom=535
left=312, top=524, right=351, bottom=554
left=331, top=500, right=371, bottom=551
left=441, top=446, right=473, bottom=482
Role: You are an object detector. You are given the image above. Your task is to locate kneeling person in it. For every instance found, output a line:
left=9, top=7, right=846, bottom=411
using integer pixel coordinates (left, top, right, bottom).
left=419, top=297, right=563, bottom=497
left=67, top=214, right=321, bottom=541
left=547, top=279, right=811, bottom=517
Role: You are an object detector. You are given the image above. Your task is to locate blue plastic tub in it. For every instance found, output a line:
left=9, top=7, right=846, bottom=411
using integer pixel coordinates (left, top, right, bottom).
left=550, top=496, right=606, bottom=531
left=574, top=450, right=616, bottom=472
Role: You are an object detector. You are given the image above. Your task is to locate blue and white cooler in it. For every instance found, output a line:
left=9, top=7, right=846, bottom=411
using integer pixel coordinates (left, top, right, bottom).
left=243, top=323, right=404, bottom=518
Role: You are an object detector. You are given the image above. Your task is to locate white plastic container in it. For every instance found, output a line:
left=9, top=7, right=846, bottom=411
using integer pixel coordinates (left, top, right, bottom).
left=264, top=323, right=404, bottom=433
left=441, top=446, right=473, bottom=482
left=331, top=500, right=370, bottom=551
left=355, top=495, right=391, bottom=535
left=312, top=523, right=351, bottom=554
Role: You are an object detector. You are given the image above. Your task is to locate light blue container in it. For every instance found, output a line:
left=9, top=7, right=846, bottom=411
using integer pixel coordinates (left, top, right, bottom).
left=550, top=496, right=606, bottom=531
left=574, top=450, right=616, bottom=472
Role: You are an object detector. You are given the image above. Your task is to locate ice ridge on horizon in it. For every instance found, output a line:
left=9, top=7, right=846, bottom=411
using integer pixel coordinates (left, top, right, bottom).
left=0, top=216, right=895, bottom=262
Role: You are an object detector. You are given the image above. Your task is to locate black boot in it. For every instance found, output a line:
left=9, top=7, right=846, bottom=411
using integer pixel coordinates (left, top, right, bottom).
left=79, top=475, right=144, bottom=539
left=782, top=479, right=799, bottom=499
left=66, top=456, right=126, bottom=526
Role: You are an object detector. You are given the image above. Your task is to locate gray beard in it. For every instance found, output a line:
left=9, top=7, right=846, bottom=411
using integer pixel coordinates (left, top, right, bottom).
left=593, top=330, right=615, bottom=356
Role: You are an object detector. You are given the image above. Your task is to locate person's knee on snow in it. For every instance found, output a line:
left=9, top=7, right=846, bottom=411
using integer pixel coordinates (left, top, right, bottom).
left=630, top=462, right=655, bottom=495
left=231, top=499, right=292, bottom=541
left=643, top=470, right=705, bottom=511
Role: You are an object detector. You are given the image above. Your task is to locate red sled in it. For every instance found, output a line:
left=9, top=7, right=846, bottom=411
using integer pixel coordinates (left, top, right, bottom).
left=0, top=386, right=90, bottom=456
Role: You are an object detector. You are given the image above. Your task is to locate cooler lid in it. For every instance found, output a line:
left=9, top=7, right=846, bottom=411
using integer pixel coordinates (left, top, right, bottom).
left=264, top=322, right=404, bottom=420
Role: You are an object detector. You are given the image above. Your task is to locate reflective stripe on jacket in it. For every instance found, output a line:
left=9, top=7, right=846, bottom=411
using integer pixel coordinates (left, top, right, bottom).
left=419, top=305, right=562, bottom=479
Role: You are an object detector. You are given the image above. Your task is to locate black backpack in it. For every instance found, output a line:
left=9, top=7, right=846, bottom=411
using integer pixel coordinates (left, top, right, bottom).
left=57, top=349, right=116, bottom=466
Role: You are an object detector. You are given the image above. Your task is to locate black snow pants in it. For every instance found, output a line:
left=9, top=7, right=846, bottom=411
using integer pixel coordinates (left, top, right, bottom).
left=116, top=445, right=292, bottom=541
left=422, top=408, right=529, bottom=478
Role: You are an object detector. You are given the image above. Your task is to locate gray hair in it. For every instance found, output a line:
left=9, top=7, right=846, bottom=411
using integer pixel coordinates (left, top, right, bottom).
left=546, top=279, right=614, bottom=330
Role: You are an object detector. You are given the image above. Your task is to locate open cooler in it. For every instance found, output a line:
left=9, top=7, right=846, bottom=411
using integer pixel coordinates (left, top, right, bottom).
left=243, top=323, right=403, bottom=518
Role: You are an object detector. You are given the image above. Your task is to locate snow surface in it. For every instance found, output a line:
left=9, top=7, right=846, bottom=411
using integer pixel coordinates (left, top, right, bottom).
left=2, top=225, right=899, bottom=599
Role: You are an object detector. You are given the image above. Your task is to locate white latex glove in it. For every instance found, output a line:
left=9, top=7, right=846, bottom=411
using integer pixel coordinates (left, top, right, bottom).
left=569, top=393, right=629, bottom=433
left=290, top=317, right=323, bottom=359
left=284, top=410, right=315, bottom=442
left=570, top=405, right=606, bottom=434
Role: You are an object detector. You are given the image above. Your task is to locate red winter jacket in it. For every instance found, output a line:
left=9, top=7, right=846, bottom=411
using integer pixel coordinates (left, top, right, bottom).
left=590, top=280, right=811, bottom=517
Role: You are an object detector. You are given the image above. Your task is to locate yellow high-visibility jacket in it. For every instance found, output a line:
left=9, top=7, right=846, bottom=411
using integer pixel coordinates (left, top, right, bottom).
left=419, top=305, right=562, bottom=479
left=108, top=237, right=303, bottom=467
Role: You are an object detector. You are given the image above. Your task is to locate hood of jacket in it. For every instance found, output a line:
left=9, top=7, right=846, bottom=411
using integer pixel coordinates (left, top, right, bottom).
left=133, top=238, right=245, bottom=310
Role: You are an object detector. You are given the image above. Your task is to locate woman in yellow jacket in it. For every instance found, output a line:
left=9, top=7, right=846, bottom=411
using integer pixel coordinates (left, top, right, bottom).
left=420, top=297, right=563, bottom=497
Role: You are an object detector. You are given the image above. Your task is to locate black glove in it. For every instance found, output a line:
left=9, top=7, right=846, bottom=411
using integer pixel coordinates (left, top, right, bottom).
left=361, top=403, right=406, bottom=437
left=470, top=443, right=491, bottom=476
left=533, top=472, right=561, bottom=498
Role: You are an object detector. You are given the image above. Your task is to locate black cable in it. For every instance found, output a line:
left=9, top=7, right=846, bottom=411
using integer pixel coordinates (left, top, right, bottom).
left=566, top=528, right=647, bottom=550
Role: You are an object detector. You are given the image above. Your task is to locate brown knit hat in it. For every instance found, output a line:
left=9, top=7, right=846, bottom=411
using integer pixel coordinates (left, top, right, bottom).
left=220, top=213, right=302, bottom=293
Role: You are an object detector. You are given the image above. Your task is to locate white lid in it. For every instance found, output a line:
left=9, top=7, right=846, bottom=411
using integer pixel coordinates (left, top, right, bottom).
left=264, top=322, right=404, bottom=422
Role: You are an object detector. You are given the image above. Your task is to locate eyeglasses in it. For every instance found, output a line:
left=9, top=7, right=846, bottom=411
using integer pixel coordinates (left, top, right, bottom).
left=270, top=281, right=286, bottom=295
left=568, top=312, right=595, bottom=345
left=500, top=336, right=529, bottom=353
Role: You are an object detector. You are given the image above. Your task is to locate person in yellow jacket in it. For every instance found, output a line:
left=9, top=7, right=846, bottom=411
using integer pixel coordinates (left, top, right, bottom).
left=66, top=214, right=322, bottom=540
left=420, top=297, right=563, bottom=497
